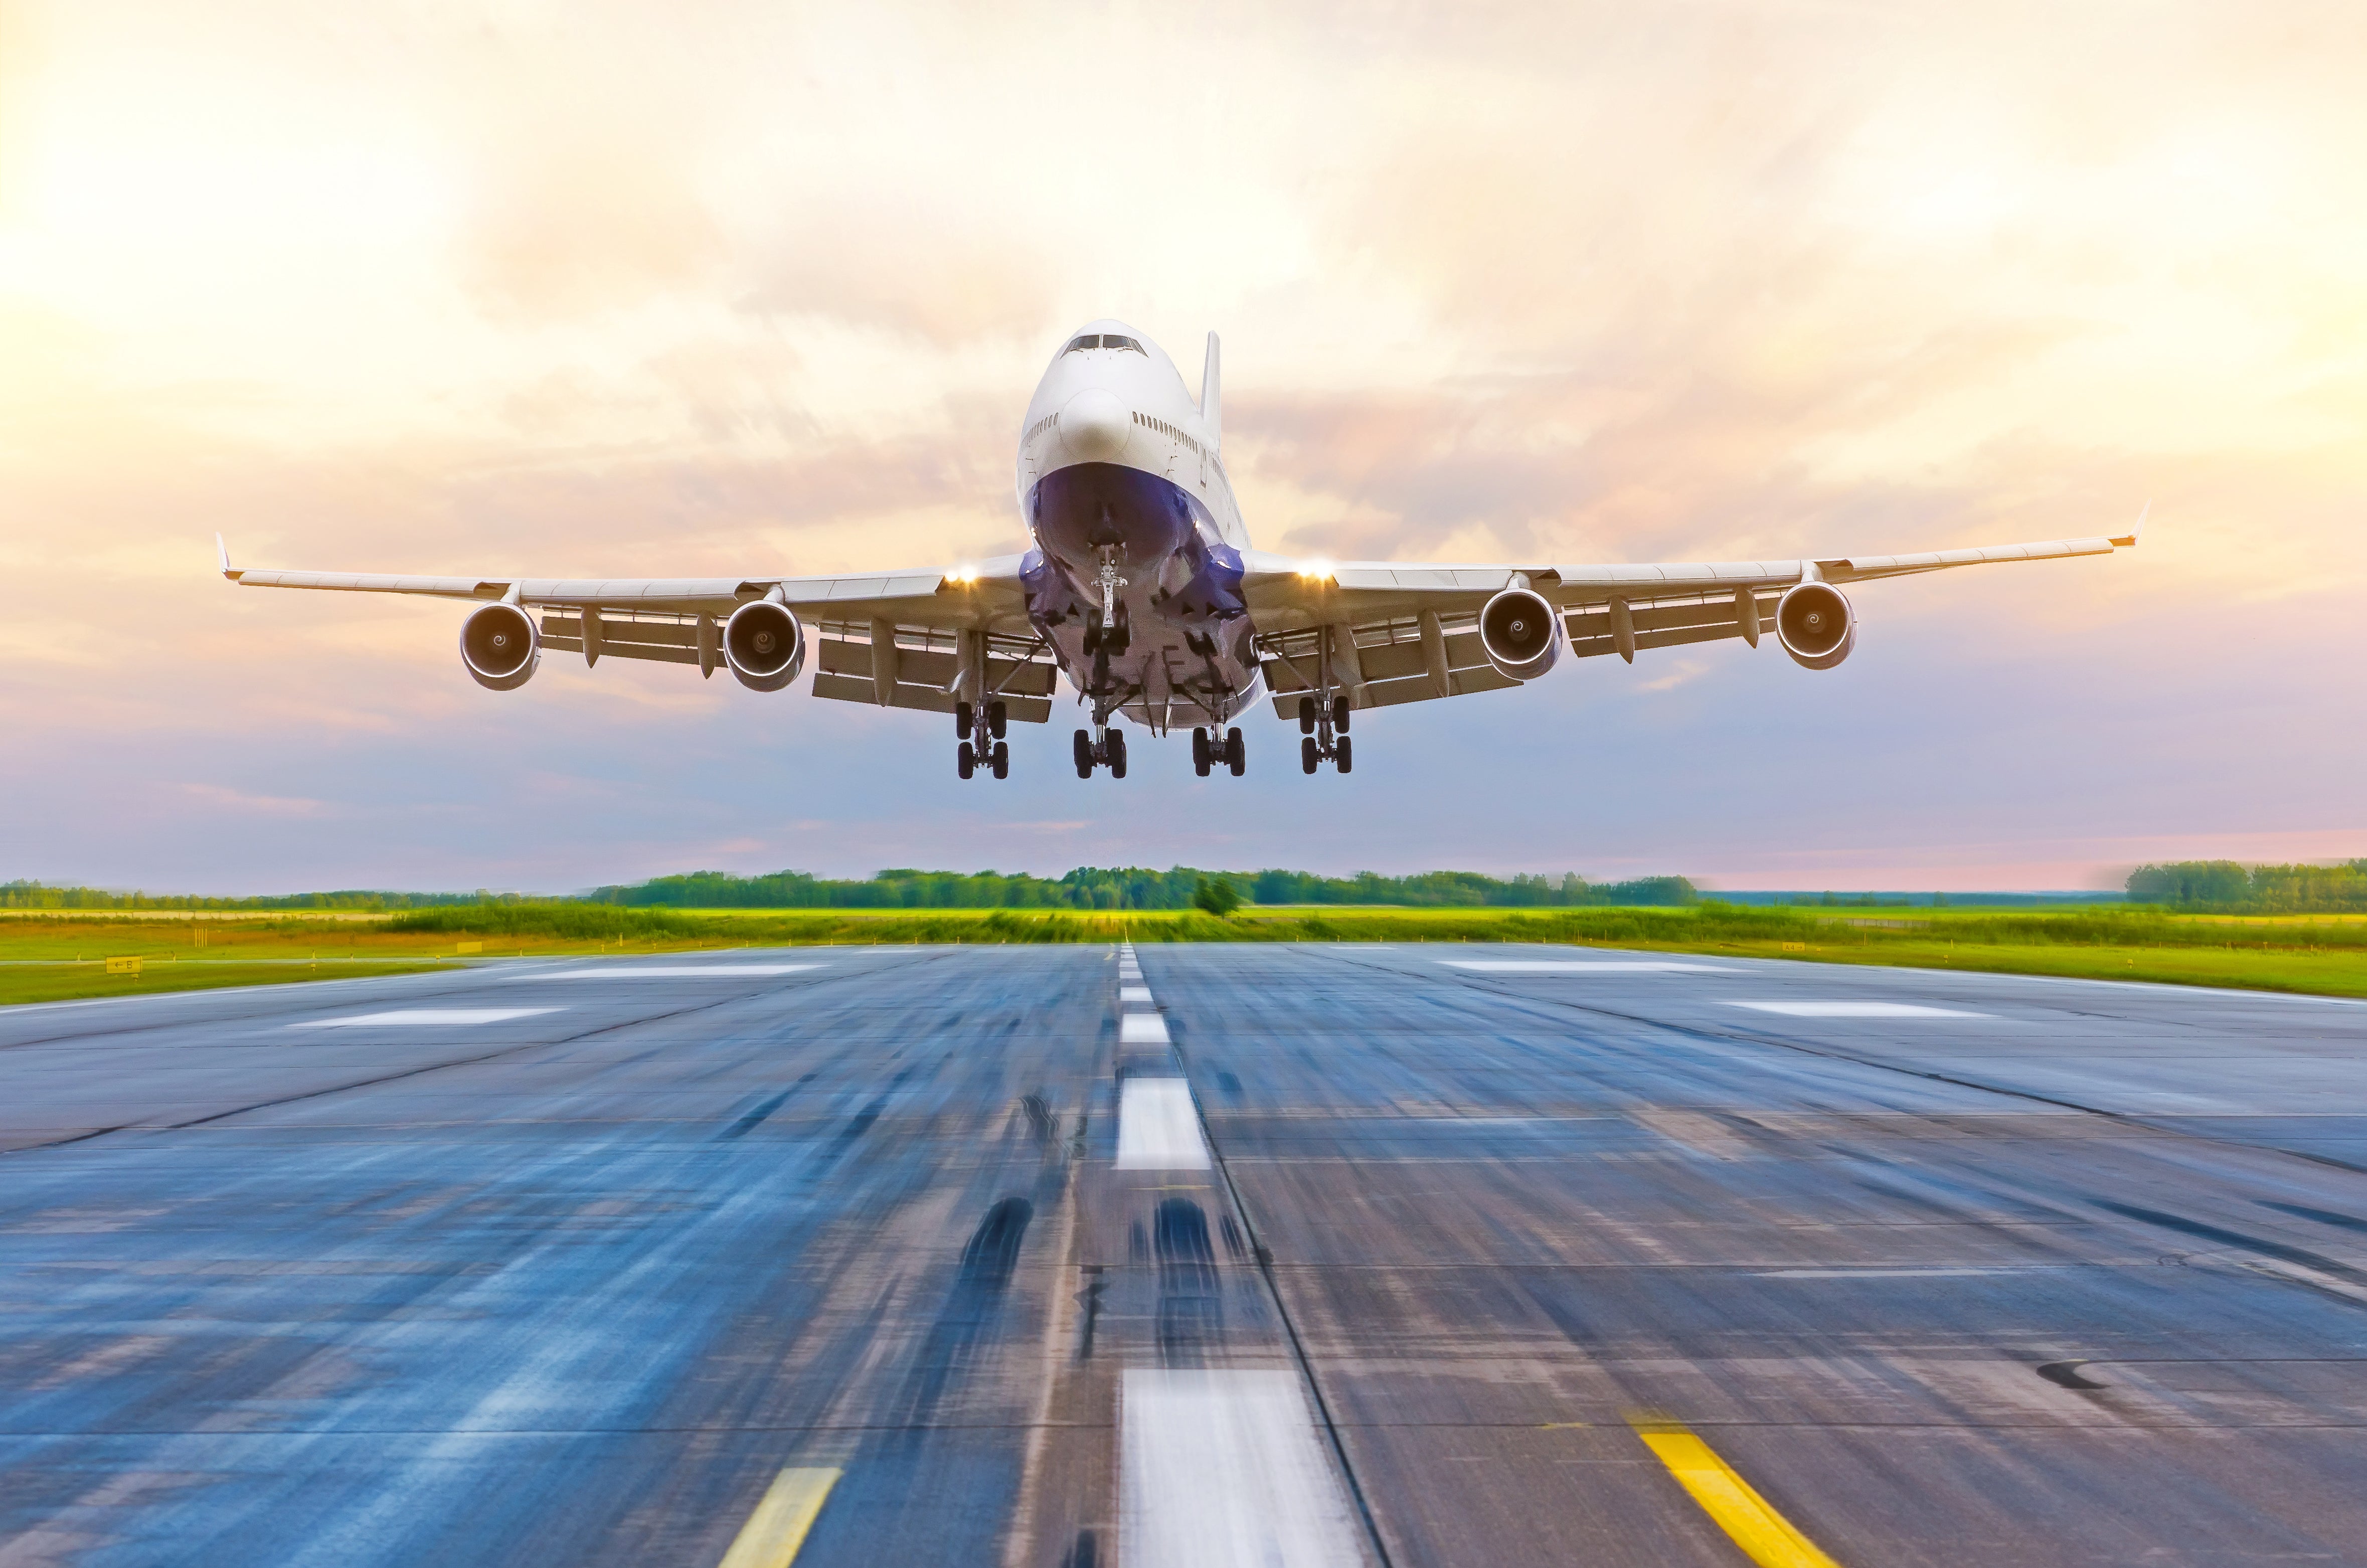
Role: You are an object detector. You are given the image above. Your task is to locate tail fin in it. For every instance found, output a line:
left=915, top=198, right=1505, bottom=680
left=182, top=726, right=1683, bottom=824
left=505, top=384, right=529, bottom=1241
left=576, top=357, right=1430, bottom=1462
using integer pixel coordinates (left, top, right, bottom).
left=1200, top=331, right=1221, bottom=449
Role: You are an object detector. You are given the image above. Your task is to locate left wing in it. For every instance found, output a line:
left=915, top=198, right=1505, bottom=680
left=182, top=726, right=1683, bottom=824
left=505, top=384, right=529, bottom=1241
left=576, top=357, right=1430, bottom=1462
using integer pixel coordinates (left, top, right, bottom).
left=1241, top=513, right=2142, bottom=715
left=218, top=537, right=1062, bottom=721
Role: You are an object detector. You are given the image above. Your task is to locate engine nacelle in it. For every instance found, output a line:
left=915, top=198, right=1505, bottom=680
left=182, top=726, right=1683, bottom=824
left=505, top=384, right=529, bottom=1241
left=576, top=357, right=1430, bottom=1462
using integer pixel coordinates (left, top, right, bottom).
left=1775, top=581, right=1855, bottom=670
left=1477, top=586, right=1563, bottom=681
left=724, top=600, right=806, bottom=692
left=459, top=602, right=539, bottom=691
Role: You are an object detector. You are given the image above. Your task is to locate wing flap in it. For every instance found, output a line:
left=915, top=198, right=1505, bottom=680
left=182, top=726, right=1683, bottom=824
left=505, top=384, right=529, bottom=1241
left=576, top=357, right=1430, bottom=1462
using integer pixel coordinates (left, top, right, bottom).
left=809, top=673, right=1053, bottom=724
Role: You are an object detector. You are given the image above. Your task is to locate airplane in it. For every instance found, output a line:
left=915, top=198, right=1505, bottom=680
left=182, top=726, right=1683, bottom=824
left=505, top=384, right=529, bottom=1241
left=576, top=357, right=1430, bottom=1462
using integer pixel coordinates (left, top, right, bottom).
left=219, top=320, right=2141, bottom=781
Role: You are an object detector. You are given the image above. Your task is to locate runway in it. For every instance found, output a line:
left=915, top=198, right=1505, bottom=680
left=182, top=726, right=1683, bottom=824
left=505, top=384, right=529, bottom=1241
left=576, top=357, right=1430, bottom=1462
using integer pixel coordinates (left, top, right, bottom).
left=4, top=945, right=2366, bottom=1566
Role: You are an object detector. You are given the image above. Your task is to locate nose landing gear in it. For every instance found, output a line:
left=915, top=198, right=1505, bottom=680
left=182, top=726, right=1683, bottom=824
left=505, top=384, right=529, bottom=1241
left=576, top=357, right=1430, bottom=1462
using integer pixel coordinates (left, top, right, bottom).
left=1075, top=726, right=1127, bottom=778
left=1193, top=727, right=1245, bottom=778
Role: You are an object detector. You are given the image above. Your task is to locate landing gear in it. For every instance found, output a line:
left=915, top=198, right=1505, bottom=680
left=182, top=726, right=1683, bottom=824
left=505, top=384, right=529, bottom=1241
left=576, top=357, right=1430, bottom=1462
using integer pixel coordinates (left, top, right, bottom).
left=1335, top=734, right=1351, bottom=774
left=1226, top=727, right=1245, bottom=777
left=1192, top=727, right=1212, bottom=777
left=1332, top=695, right=1350, bottom=732
left=957, top=706, right=1010, bottom=781
left=1074, top=726, right=1128, bottom=778
left=987, top=700, right=1007, bottom=739
left=1298, top=696, right=1316, bottom=735
left=1301, top=736, right=1318, bottom=774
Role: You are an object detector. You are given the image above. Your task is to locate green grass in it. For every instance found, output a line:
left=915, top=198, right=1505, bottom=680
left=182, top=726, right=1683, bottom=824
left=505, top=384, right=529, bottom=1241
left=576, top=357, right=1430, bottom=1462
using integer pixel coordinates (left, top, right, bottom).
left=8, top=902, right=2367, bottom=1006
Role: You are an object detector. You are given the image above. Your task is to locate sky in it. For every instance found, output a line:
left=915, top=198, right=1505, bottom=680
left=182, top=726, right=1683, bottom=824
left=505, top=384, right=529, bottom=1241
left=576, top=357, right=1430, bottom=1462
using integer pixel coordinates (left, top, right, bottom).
left=2, top=0, right=2363, bottom=895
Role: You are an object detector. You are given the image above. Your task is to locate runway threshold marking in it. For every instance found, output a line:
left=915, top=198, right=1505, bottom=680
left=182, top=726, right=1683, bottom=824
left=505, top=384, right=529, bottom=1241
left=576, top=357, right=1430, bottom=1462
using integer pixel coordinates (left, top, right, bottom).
left=1444, top=960, right=1736, bottom=973
left=715, top=1467, right=840, bottom=1568
left=289, top=1008, right=561, bottom=1028
left=1630, top=1420, right=1842, bottom=1568
left=1121, top=1369, right=1363, bottom=1568
left=1728, top=1001, right=1988, bottom=1019
left=518, top=964, right=821, bottom=979
left=1114, top=1078, right=1210, bottom=1169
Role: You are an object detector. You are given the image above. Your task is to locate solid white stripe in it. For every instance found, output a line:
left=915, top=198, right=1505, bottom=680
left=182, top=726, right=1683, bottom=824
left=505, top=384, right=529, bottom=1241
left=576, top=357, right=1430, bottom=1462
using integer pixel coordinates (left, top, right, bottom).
left=516, top=964, right=819, bottom=979
left=291, top=1008, right=560, bottom=1028
left=1730, top=1001, right=1989, bottom=1018
left=1444, top=960, right=1735, bottom=973
left=1114, top=1078, right=1209, bottom=1169
left=1120, top=1369, right=1363, bottom=1568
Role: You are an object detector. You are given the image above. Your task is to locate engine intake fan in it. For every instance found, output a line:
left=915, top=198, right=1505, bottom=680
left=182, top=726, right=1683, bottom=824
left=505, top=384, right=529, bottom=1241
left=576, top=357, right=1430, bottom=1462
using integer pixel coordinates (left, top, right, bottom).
left=459, top=602, right=539, bottom=690
left=724, top=600, right=806, bottom=691
left=1478, top=586, right=1563, bottom=681
left=1775, top=581, right=1855, bottom=670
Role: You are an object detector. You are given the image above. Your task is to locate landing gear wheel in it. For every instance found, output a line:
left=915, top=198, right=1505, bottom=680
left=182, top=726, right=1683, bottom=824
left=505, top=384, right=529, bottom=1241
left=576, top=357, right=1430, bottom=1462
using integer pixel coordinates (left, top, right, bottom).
left=1301, top=737, right=1318, bottom=774
left=1074, top=729, right=1094, bottom=779
left=1332, top=695, right=1350, bottom=732
left=1108, top=730, right=1128, bottom=779
left=987, top=700, right=1008, bottom=739
left=1226, top=727, right=1245, bottom=776
left=991, top=740, right=1009, bottom=780
left=1335, top=734, right=1352, bottom=774
left=957, top=741, right=976, bottom=779
left=955, top=701, right=973, bottom=740
left=1192, top=727, right=1211, bottom=777
left=1297, top=696, right=1315, bottom=735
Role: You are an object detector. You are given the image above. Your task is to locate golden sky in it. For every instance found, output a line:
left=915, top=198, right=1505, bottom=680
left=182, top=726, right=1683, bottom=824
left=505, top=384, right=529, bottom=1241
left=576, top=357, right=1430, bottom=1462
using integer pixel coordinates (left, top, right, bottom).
left=3, top=1, right=2363, bottom=891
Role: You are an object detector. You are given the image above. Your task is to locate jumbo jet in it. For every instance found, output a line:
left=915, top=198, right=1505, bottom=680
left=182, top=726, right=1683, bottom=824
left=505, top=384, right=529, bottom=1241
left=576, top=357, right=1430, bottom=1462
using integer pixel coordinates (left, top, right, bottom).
left=220, top=321, right=2139, bottom=780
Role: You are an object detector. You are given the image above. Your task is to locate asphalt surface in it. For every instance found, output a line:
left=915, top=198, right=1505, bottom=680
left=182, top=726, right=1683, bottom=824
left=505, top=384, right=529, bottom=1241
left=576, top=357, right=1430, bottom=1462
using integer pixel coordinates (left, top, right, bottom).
left=4, top=945, right=2367, bottom=1566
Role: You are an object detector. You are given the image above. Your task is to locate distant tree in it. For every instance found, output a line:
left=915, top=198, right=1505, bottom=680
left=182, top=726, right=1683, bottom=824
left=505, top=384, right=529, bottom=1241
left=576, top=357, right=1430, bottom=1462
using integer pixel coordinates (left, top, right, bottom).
left=1193, top=876, right=1242, bottom=918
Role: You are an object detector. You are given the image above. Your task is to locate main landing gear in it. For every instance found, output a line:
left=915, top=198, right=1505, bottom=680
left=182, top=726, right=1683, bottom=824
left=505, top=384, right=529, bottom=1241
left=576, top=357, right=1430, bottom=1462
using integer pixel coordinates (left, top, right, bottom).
left=1075, top=726, right=1127, bottom=778
left=1296, top=693, right=1353, bottom=774
left=1191, top=726, right=1246, bottom=778
left=955, top=700, right=1009, bottom=780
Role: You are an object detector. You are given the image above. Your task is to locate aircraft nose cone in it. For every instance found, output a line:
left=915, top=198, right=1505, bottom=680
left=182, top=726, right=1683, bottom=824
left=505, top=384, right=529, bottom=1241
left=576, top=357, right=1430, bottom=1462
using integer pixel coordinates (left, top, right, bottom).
left=1059, top=389, right=1131, bottom=462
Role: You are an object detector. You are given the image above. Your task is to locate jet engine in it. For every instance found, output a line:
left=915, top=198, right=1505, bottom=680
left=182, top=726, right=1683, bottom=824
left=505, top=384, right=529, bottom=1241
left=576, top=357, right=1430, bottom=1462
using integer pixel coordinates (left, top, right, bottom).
left=459, top=602, right=539, bottom=691
left=724, top=600, right=806, bottom=691
left=1478, top=586, right=1563, bottom=681
left=1775, top=581, right=1855, bottom=670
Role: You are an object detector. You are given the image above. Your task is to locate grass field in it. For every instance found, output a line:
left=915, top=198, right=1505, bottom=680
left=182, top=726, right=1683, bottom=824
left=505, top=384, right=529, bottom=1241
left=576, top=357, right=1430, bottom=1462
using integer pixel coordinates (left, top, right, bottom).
left=7, top=901, right=2367, bottom=1007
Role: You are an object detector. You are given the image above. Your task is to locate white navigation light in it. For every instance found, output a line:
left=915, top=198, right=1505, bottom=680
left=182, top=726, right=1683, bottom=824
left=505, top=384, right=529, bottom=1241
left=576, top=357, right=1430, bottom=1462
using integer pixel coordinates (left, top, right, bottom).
left=1775, top=581, right=1855, bottom=670
left=724, top=600, right=806, bottom=692
left=459, top=602, right=539, bottom=690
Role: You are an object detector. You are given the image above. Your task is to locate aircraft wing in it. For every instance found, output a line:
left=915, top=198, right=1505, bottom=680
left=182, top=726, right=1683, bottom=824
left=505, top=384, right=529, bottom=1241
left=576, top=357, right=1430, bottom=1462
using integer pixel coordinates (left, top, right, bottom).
left=1239, top=512, right=2142, bottom=717
left=219, top=537, right=1064, bottom=722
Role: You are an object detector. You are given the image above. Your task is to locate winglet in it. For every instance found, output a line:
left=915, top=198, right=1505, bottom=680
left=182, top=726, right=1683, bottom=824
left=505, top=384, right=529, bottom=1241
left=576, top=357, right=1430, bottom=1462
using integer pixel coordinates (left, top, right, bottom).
left=215, top=532, right=243, bottom=581
left=2109, top=501, right=2147, bottom=549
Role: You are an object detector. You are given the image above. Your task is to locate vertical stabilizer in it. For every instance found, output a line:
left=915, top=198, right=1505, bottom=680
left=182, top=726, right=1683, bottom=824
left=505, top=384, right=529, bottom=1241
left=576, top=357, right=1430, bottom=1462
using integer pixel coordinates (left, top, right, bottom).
left=1200, top=331, right=1221, bottom=449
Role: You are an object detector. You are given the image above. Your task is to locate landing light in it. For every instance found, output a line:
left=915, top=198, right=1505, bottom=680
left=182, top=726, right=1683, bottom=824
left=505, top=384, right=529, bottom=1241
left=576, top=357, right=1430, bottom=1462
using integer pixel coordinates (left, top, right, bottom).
left=1298, top=559, right=1335, bottom=582
left=949, top=565, right=981, bottom=585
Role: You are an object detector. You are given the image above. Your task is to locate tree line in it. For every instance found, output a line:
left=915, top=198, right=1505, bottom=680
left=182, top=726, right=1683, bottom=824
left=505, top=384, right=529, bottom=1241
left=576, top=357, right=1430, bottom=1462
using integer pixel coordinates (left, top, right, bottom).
left=2125, top=860, right=2367, bottom=911
left=588, top=867, right=1702, bottom=910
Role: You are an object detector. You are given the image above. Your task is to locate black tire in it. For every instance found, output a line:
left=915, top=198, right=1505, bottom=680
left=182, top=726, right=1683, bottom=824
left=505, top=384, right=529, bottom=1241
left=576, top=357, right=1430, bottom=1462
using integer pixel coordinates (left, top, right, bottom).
left=1074, top=729, right=1094, bottom=778
left=1301, top=737, right=1318, bottom=774
left=1297, top=696, right=1315, bottom=735
left=1336, top=734, right=1352, bottom=774
left=1226, top=727, right=1245, bottom=776
left=987, top=701, right=1007, bottom=739
left=957, top=741, right=975, bottom=779
left=1109, top=730, right=1128, bottom=779
left=1333, top=695, right=1350, bottom=733
left=1192, top=727, right=1211, bottom=777
left=955, top=701, right=973, bottom=740
left=991, top=741, right=1009, bottom=780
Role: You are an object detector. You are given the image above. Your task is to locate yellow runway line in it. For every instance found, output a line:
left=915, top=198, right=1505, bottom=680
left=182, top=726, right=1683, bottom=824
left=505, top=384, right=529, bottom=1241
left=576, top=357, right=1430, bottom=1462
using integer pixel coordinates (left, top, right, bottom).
left=716, top=1467, right=841, bottom=1568
left=1630, top=1421, right=1842, bottom=1568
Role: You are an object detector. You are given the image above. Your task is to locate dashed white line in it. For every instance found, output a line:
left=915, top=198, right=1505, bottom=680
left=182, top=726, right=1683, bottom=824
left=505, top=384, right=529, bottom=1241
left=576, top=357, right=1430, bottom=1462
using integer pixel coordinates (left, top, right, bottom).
left=1113, top=1078, right=1210, bottom=1170
left=1120, top=985, right=1154, bottom=1004
left=1120, top=1013, right=1171, bottom=1044
left=1120, top=1368, right=1363, bottom=1568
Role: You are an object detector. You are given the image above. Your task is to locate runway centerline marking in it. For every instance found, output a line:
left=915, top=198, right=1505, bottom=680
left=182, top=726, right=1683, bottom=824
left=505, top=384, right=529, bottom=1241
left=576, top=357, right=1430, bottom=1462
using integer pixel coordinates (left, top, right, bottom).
left=289, top=1008, right=561, bottom=1029
left=715, top=1467, right=839, bottom=1568
left=1114, top=1078, right=1209, bottom=1169
left=515, top=964, right=821, bottom=979
left=1121, top=1369, right=1362, bottom=1568
left=1120, top=985, right=1154, bottom=1003
left=1445, top=960, right=1736, bottom=973
left=1729, top=1001, right=1990, bottom=1019
left=1631, top=1420, right=1843, bottom=1568
left=1120, top=1013, right=1170, bottom=1044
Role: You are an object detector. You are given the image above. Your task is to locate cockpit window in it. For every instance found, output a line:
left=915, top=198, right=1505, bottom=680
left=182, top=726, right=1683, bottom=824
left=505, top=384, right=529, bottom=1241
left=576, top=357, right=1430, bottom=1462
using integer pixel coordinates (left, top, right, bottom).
left=1062, top=334, right=1145, bottom=355
left=1104, top=335, right=1144, bottom=354
left=1064, top=335, right=1100, bottom=353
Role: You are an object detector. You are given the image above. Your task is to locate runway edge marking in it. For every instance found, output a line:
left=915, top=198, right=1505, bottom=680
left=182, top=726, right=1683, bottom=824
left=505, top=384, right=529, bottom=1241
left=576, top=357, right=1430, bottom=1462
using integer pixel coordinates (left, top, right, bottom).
left=1629, top=1418, right=1842, bottom=1568
left=716, top=1467, right=840, bottom=1568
